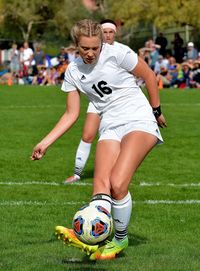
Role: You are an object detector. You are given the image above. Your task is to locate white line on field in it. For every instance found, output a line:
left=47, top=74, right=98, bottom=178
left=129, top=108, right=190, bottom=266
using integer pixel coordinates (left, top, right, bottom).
left=1, top=103, right=200, bottom=109
left=0, top=200, right=86, bottom=206
left=140, top=182, right=200, bottom=187
left=163, top=103, right=200, bottom=106
left=143, top=200, right=200, bottom=204
left=0, top=105, right=64, bottom=109
left=0, top=181, right=92, bottom=186
left=0, top=200, right=200, bottom=206
left=0, top=181, right=200, bottom=187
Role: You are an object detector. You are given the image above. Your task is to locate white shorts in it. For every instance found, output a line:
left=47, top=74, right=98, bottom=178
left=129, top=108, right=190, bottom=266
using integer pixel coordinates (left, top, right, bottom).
left=87, top=102, right=98, bottom=114
left=98, top=120, right=163, bottom=144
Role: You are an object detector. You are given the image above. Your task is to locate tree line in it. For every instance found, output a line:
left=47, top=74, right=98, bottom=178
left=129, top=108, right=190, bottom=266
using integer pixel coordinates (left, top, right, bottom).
left=0, top=0, right=199, bottom=47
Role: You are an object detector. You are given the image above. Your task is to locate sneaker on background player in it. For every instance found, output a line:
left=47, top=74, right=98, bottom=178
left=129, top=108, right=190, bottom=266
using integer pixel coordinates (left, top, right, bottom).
left=63, top=174, right=80, bottom=185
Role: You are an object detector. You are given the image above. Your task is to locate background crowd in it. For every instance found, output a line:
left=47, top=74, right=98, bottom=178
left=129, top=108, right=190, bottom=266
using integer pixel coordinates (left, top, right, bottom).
left=0, top=41, right=78, bottom=86
left=139, top=32, right=200, bottom=89
left=0, top=31, right=200, bottom=89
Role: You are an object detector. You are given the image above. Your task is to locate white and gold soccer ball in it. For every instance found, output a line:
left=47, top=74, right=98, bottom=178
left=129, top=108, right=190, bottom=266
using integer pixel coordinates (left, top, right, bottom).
left=72, top=204, right=113, bottom=245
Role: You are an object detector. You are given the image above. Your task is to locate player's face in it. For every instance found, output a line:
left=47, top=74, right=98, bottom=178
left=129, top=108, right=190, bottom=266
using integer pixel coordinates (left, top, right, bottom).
left=78, top=36, right=102, bottom=64
left=103, top=28, right=116, bottom=45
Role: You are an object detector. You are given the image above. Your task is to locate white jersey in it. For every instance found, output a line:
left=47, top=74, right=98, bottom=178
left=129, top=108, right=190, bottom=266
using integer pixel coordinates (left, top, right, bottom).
left=61, top=43, right=156, bottom=132
left=86, top=41, right=135, bottom=114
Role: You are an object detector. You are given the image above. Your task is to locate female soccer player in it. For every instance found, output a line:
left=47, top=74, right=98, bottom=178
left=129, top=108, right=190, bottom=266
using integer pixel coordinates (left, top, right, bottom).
left=31, top=19, right=167, bottom=260
left=64, top=19, right=118, bottom=184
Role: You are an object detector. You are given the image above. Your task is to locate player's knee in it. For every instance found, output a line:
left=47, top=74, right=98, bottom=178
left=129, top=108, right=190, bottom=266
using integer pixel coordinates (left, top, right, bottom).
left=82, top=132, right=96, bottom=143
left=110, top=176, right=128, bottom=200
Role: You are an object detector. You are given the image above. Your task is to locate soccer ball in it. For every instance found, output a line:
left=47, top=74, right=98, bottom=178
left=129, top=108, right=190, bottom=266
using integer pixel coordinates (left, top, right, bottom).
left=72, top=204, right=113, bottom=245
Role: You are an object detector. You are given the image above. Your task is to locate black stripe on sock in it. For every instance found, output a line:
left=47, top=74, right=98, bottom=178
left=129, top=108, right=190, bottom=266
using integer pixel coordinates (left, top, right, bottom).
left=115, top=229, right=128, bottom=240
left=74, top=167, right=82, bottom=176
left=91, top=193, right=112, bottom=204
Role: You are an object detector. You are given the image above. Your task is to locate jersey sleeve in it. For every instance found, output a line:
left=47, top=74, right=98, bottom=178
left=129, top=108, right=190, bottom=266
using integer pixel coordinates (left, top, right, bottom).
left=61, top=65, right=77, bottom=93
left=117, top=46, right=138, bottom=72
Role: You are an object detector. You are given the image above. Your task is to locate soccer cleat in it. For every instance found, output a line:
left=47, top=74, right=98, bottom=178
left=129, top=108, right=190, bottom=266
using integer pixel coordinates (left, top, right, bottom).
left=89, top=237, right=128, bottom=261
left=63, top=175, right=80, bottom=185
left=55, top=226, right=98, bottom=255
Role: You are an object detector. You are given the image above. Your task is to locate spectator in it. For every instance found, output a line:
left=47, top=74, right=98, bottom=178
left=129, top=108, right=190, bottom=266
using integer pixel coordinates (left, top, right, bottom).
left=47, top=67, right=59, bottom=85
left=66, top=45, right=76, bottom=63
left=57, top=58, right=68, bottom=83
left=138, top=39, right=160, bottom=66
left=22, top=42, right=35, bottom=68
left=138, top=45, right=151, bottom=65
left=177, top=62, right=192, bottom=88
left=167, top=56, right=177, bottom=70
left=149, top=43, right=160, bottom=70
left=197, top=52, right=200, bottom=62
left=0, top=62, right=12, bottom=85
left=156, top=66, right=172, bottom=89
left=171, top=32, right=184, bottom=63
left=186, top=42, right=198, bottom=60
left=57, top=46, right=69, bottom=65
left=33, top=43, right=46, bottom=67
left=168, top=65, right=179, bottom=88
left=155, top=32, right=168, bottom=57
left=19, top=46, right=24, bottom=68
left=9, top=42, right=20, bottom=75
left=154, top=55, right=169, bottom=75
left=190, top=60, right=200, bottom=88
left=32, top=65, right=48, bottom=85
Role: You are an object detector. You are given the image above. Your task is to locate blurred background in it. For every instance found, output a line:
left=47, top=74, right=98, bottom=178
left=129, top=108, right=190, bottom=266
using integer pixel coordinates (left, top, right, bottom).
left=0, top=0, right=200, bottom=53
left=1, top=0, right=200, bottom=89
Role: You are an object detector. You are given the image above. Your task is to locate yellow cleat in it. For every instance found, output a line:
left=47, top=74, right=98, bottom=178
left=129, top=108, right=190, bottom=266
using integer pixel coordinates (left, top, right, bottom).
left=55, top=226, right=99, bottom=255
left=89, top=237, right=128, bottom=261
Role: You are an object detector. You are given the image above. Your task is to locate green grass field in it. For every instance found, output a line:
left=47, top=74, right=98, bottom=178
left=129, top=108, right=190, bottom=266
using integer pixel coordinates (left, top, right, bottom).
left=0, top=85, right=200, bottom=271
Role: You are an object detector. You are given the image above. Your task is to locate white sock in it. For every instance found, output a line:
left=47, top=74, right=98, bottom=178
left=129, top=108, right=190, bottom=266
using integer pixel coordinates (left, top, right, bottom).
left=74, top=139, right=91, bottom=177
left=90, top=194, right=112, bottom=213
left=112, top=192, right=132, bottom=240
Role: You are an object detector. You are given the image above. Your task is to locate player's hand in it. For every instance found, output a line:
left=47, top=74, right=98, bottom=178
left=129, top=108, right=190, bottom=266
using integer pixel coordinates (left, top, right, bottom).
left=157, top=114, right=167, bottom=128
left=31, top=143, right=47, bottom=160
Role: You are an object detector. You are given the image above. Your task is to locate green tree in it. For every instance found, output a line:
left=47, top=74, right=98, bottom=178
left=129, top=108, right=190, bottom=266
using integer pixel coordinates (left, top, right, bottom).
left=0, top=0, right=92, bottom=43
left=104, top=0, right=200, bottom=30
left=1, top=0, right=48, bottom=41
left=48, top=0, right=91, bottom=39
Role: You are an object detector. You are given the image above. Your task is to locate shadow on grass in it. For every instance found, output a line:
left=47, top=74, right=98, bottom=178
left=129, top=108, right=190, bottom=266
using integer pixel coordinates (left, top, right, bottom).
left=128, top=232, right=148, bottom=247
left=82, top=169, right=94, bottom=179
left=60, top=234, right=147, bottom=269
left=62, top=255, right=114, bottom=270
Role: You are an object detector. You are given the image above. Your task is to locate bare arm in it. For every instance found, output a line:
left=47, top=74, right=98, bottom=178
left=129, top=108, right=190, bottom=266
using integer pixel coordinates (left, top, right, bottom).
left=131, top=57, right=167, bottom=128
left=31, top=90, right=80, bottom=160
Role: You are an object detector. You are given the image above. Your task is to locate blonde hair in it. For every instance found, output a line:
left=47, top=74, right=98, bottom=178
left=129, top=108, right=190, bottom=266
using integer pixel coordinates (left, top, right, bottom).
left=71, top=19, right=103, bottom=46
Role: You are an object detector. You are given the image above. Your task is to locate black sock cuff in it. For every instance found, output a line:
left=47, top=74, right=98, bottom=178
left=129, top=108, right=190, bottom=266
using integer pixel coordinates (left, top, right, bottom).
left=91, top=193, right=112, bottom=204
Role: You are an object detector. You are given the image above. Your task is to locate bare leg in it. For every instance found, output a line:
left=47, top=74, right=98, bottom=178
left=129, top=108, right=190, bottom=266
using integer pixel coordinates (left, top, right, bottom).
left=64, top=113, right=100, bottom=183
left=110, top=131, right=157, bottom=199
left=89, top=131, right=157, bottom=260
left=93, top=140, right=120, bottom=195
left=92, top=131, right=157, bottom=197
left=82, top=113, right=100, bottom=143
